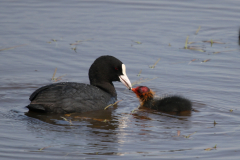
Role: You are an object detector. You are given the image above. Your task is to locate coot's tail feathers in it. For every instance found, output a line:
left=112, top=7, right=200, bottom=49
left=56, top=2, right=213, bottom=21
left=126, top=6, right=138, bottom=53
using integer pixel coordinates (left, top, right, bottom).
left=29, top=84, right=54, bottom=101
left=27, top=104, right=46, bottom=112
left=153, top=95, right=192, bottom=112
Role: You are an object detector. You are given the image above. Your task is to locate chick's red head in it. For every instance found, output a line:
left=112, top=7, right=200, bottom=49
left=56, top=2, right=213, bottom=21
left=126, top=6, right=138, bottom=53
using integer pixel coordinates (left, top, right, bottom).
left=132, top=86, right=155, bottom=103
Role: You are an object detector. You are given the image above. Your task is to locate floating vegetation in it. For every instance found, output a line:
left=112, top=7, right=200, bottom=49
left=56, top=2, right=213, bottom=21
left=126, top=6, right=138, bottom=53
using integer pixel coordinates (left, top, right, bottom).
left=132, top=77, right=158, bottom=87
left=0, top=44, right=28, bottom=52
left=213, top=49, right=237, bottom=54
left=149, top=58, right=161, bottom=69
left=204, top=144, right=217, bottom=151
left=188, top=59, right=197, bottom=64
left=131, top=105, right=140, bottom=114
left=104, top=100, right=122, bottom=110
left=173, top=130, right=182, bottom=137
left=186, top=46, right=205, bottom=52
left=131, top=40, right=142, bottom=46
left=203, top=40, right=225, bottom=44
left=61, top=117, right=72, bottom=125
left=185, top=36, right=189, bottom=49
left=201, top=59, right=211, bottom=63
left=213, top=120, right=217, bottom=125
left=51, top=68, right=66, bottom=82
left=51, top=68, right=57, bottom=81
left=177, top=130, right=181, bottom=137
left=188, top=41, right=199, bottom=44
left=137, top=70, right=142, bottom=77
left=184, top=35, right=205, bottom=52
left=71, top=47, right=77, bottom=53
left=38, top=146, right=51, bottom=151
left=47, top=39, right=59, bottom=46
left=203, top=40, right=225, bottom=47
left=184, top=132, right=196, bottom=138
left=195, top=26, right=201, bottom=35
left=133, top=41, right=142, bottom=44
left=70, top=38, right=93, bottom=46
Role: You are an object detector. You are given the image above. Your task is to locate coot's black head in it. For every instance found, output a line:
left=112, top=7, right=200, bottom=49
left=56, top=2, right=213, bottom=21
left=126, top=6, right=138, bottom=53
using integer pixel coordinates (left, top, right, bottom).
left=89, top=55, right=132, bottom=96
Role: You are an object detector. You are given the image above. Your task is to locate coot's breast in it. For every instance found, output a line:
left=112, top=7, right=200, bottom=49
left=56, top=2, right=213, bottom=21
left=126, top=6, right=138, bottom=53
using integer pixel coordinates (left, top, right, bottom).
left=27, top=82, right=115, bottom=113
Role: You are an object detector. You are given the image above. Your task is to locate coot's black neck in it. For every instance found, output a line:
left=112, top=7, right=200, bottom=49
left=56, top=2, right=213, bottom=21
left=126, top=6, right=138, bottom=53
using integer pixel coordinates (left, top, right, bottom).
left=93, top=81, right=117, bottom=98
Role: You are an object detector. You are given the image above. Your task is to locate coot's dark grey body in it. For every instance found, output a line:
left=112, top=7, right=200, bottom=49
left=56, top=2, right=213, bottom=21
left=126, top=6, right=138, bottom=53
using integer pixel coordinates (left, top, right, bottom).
left=28, top=82, right=115, bottom=113
left=27, top=55, right=132, bottom=114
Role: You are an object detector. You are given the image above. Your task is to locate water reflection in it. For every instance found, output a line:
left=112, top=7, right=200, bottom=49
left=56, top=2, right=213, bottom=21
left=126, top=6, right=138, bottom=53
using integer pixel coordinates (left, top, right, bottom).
left=25, top=108, right=121, bottom=155
left=25, top=107, right=119, bottom=129
left=238, top=28, right=240, bottom=45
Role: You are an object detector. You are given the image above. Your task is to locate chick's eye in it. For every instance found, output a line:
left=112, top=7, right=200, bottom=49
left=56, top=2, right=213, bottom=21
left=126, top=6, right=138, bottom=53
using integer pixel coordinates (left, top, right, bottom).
left=115, top=67, right=118, bottom=70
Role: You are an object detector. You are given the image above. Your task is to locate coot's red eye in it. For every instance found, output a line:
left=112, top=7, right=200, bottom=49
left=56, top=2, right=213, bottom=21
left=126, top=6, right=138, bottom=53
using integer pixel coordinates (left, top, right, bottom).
left=115, top=67, right=118, bottom=70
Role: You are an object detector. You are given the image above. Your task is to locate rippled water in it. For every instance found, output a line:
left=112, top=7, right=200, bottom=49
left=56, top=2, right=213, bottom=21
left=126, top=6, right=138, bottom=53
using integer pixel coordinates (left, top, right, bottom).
left=1, top=0, right=240, bottom=159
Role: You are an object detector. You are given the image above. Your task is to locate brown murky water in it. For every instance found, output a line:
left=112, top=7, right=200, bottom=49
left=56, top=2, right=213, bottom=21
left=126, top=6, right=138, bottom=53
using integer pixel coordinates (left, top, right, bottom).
left=1, top=0, right=240, bottom=159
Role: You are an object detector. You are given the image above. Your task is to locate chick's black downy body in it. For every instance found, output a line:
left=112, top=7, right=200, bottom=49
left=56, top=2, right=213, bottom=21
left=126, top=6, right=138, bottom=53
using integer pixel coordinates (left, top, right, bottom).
left=132, top=86, right=192, bottom=112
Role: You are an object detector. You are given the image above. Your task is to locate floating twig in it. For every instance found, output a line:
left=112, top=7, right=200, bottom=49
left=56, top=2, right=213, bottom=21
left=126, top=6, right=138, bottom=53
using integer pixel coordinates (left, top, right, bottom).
left=213, top=49, right=237, bottom=54
left=54, top=74, right=66, bottom=82
left=204, top=144, right=217, bottom=151
left=39, top=146, right=51, bottom=151
left=52, top=68, right=57, bottom=81
left=71, top=47, right=77, bottom=53
left=177, top=130, right=181, bottom=137
left=185, top=36, right=189, bottom=49
left=61, top=117, right=72, bottom=125
left=195, top=26, right=201, bottom=35
left=51, top=68, right=66, bottom=82
left=184, top=132, right=196, bottom=138
left=213, top=120, right=217, bottom=125
left=137, top=70, right=142, bottom=76
left=201, top=59, right=211, bottom=63
left=131, top=105, right=140, bottom=114
left=134, top=41, right=142, bottom=44
left=104, top=100, right=122, bottom=110
left=187, top=46, right=205, bottom=52
left=149, top=58, right=161, bottom=69
left=188, top=59, right=197, bottom=64
left=0, top=44, right=28, bottom=52
left=203, top=40, right=225, bottom=44
left=70, top=38, right=93, bottom=46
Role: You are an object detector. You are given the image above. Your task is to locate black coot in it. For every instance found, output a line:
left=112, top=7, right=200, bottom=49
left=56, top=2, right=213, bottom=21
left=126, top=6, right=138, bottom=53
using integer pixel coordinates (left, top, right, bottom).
left=27, top=55, right=132, bottom=113
left=132, top=86, right=192, bottom=112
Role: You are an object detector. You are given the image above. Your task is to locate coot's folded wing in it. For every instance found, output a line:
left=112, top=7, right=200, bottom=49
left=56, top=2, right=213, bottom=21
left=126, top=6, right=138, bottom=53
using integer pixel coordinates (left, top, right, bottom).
left=27, top=82, right=114, bottom=113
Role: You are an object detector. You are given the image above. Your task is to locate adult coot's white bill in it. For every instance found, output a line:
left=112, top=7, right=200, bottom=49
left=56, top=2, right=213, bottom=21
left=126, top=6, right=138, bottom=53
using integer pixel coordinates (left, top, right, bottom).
left=132, top=86, right=192, bottom=112
left=27, top=55, right=132, bottom=113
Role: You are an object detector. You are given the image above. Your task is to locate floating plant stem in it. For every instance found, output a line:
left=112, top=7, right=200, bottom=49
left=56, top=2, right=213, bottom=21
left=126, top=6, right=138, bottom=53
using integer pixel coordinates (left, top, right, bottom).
left=52, top=68, right=57, bottom=81
left=195, top=26, right=201, bottom=34
left=104, top=100, right=122, bottom=110
left=149, top=58, right=161, bottom=68
left=137, top=70, right=142, bottom=76
left=185, top=36, right=189, bottom=49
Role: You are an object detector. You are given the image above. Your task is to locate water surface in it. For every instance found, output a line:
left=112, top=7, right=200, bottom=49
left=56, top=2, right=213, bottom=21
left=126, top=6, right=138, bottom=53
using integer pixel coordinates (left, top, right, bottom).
left=0, top=0, right=240, bottom=159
